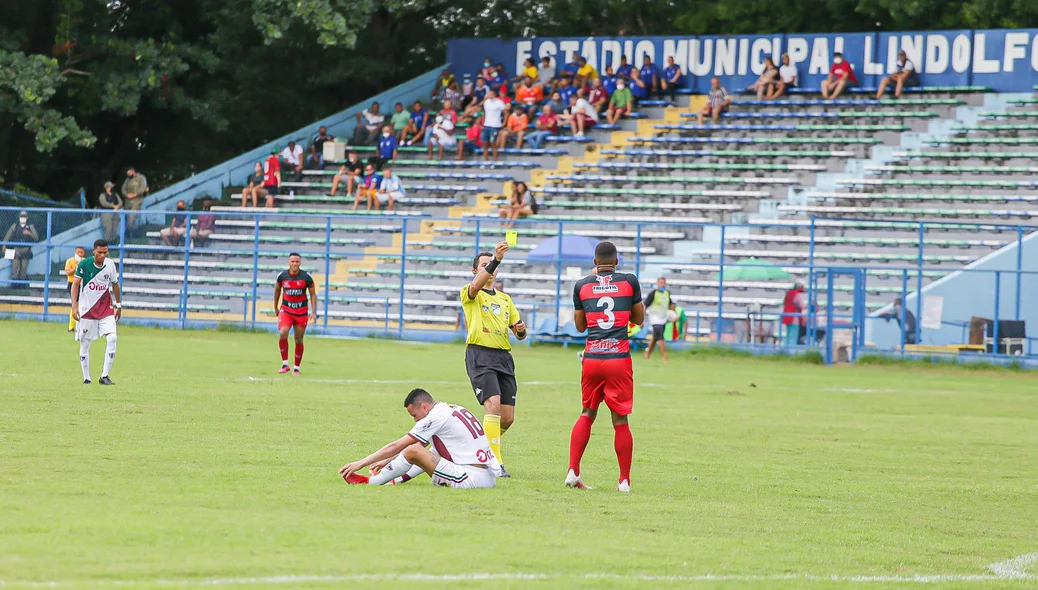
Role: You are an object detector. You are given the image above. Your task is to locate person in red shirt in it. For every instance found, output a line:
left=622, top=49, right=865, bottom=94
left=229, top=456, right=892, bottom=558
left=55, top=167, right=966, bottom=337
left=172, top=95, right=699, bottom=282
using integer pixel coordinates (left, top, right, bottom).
left=457, top=116, right=484, bottom=160
left=274, top=253, right=317, bottom=375
left=262, top=149, right=281, bottom=208
left=525, top=105, right=558, bottom=149
left=587, top=78, right=609, bottom=114
left=567, top=241, right=646, bottom=493
left=821, top=52, right=857, bottom=100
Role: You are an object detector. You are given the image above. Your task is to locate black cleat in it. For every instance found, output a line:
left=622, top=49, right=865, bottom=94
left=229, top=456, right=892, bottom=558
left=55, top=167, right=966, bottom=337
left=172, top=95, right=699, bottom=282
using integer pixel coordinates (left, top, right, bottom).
left=99, top=376, right=115, bottom=385
left=499, top=465, right=512, bottom=478
left=83, top=379, right=91, bottom=385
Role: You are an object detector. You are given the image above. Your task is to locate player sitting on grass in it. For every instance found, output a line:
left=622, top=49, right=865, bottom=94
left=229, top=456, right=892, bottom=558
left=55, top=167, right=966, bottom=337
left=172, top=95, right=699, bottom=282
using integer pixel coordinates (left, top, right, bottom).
left=338, top=388, right=502, bottom=489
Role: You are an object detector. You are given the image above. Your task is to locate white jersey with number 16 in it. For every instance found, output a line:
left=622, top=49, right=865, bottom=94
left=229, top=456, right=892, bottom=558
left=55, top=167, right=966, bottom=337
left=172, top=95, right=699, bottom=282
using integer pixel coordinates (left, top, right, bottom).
left=408, top=402, right=503, bottom=476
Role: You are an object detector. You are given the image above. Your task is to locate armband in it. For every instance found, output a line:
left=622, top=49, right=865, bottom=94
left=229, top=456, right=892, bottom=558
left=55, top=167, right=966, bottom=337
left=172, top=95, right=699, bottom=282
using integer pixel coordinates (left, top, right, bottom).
left=484, top=258, right=501, bottom=274
left=113, top=302, right=122, bottom=309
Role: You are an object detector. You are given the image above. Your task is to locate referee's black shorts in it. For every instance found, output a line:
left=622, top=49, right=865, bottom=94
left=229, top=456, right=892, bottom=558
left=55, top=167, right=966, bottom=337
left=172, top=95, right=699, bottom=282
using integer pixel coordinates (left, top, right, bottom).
left=464, top=344, right=518, bottom=406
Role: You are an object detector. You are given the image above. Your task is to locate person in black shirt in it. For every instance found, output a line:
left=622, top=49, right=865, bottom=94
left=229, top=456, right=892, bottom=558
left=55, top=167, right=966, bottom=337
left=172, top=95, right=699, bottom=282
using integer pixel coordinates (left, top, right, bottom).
left=307, top=126, right=334, bottom=170
left=329, top=150, right=364, bottom=197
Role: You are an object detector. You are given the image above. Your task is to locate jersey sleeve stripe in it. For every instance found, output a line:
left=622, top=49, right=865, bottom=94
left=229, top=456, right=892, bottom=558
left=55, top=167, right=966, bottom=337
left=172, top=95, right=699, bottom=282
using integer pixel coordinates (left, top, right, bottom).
left=408, top=432, right=428, bottom=444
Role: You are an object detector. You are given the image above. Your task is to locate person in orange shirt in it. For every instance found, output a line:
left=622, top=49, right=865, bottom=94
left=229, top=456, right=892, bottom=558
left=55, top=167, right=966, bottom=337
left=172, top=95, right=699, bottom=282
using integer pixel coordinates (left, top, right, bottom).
left=63, top=246, right=86, bottom=331
left=499, top=105, right=529, bottom=150
left=514, top=77, right=544, bottom=115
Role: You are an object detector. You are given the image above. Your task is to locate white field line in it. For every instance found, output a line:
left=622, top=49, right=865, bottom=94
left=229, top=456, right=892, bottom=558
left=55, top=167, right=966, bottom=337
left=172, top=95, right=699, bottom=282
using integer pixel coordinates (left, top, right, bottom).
left=1, top=555, right=1034, bottom=588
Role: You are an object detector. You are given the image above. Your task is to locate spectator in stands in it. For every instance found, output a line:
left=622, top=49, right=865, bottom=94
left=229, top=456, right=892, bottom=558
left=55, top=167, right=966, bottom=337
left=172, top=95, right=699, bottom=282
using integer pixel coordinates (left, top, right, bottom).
left=459, top=74, right=475, bottom=110
left=770, top=53, right=798, bottom=100
left=241, top=162, right=267, bottom=207
left=500, top=105, right=529, bottom=149
left=353, top=103, right=383, bottom=145
left=606, top=79, right=634, bottom=125
left=262, top=149, right=280, bottom=207
left=489, top=64, right=508, bottom=92
left=481, top=89, right=507, bottom=162
left=2, top=211, right=38, bottom=285
left=526, top=105, right=558, bottom=149
left=401, top=100, right=430, bottom=146
left=601, top=65, right=618, bottom=95
left=748, top=57, right=779, bottom=101
left=557, top=77, right=577, bottom=105
left=821, top=52, right=857, bottom=100
left=588, top=78, right=609, bottom=114
left=480, top=58, right=496, bottom=82
left=375, top=168, right=404, bottom=212
left=514, top=76, right=544, bottom=115
left=640, top=55, right=661, bottom=97
left=567, top=92, right=598, bottom=137
left=781, top=279, right=806, bottom=347
left=195, top=197, right=216, bottom=247
left=629, top=68, right=650, bottom=103
left=428, top=114, right=457, bottom=160
left=389, top=102, right=411, bottom=142
left=353, top=163, right=383, bottom=210
left=281, top=140, right=304, bottom=181
left=575, top=57, right=599, bottom=89
left=425, top=100, right=457, bottom=154
left=559, top=53, right=581, bottom=84
left=876, top=50, right=918, bottom=100
left=97, top=181, right=123, bottom=243
left=698, top=77, right=731, bottom=125
left=121, top=166, right=148, bottom=232
left=499, top=181, right=536, bottom=228
left=460, top=78, right=489, bottom=122
left=881, top=297, right=918, bottom=345
left=371, top=125, right=398, bottom=171
left=546, top=91, right=567, bottom=115
left=616, top=55, right=634, bottom=81
left=458, top=115, right=484, bottom=160
left=537, top=56, right=554, bottom=90
left=308, top=126, right=335, bottom=170
left=661, top=56, right=684, bottom=102
left=514, top=58, right=538, bottom=89
left=433, top=68, right=457, bottom=101
left=329, top=150, right=363, bottom=197
left=160, top=200, right=188, bottom=247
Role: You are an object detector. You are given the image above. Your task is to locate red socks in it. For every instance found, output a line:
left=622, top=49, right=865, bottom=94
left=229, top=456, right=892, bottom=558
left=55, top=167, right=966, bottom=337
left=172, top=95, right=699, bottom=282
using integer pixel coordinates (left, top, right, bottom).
left=614, top=423, right=633, bottom=483
left=279, top=337, right=289, bottom=362
left=568, top=415, right=594, bottom=475
left=294, top=341, right=304, bottom=367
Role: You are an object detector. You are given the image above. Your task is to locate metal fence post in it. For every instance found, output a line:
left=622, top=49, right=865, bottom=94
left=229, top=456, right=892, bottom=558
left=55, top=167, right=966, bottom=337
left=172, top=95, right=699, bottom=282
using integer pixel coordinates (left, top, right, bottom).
left=915, top=222, right=924, bottom=344
left=900, top=269, right=908, bottom=355
left=634, top=223, right=643, bottom=275
left=181, top=213, right=193, bottom=329
left=474, top=218, right=482, bottom=257
left=43, top=211, right=54, bottom=319
left=250, top=214, right=260, bottom=325
left=323, top=216, right=332, bottom=330
left=716, top=224, right=725, bottom=343
left=398, top=218, right=408, bottom=338
left=993, top=270, right=1001, bottom=355
left=118, top=211, right=126, bottom=285
left=1015, top=226, right=1023, bottom=321
left=553, top=221, right=564, bottom=329
left=807, top=216, right=817, bottom=345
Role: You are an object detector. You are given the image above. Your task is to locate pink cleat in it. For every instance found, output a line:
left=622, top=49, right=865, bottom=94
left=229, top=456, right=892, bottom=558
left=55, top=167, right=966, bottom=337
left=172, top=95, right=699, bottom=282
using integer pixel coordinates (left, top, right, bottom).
left=278, top=365, right=290, bottom=374
left=343, top=472, right=369, bottom=485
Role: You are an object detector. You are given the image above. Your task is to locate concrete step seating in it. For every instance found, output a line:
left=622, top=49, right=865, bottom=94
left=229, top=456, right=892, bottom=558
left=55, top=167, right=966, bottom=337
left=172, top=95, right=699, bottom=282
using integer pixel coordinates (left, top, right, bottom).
left=575, top=161, right=827, bottom=172
left=434, top=225, right=685, bottom=240
left=867, top=164, right=1038, bottom=174
left=683, top=111, right=937, bottom=120
left=927, top=137, right=1038, bottom=145
left=693, top=247, right=975, bottom=265
left=778, top=204, right=1038, bottom=219
left=343, top=146, right=567, bottom=157
left=600, top=148, right=856, bottom=160
left=1, top=293, right=230, bottom=313
left=732, top=234, right=1005, bottom=249
left=656, top=123, right=909, bottom=133
left=144, top=231, right=375, bottom=247
left=545, top=173, right=799, bottom=186
left=531, top=186, right=771, bottom=199
left=301, top=169, right=513, bottom=181
left=732, top=98, right=966, bottom=108
left=805, top=191, right=1038, bottom=203
left=632, top=136, right=881, bottom=145
left=280, top=182, right=485, bottom=194
left=836, top=178, right=1038, bottom=189
left=467, top=209, right=714, bottom=222
left=891, top=150, right=1038, bottom=160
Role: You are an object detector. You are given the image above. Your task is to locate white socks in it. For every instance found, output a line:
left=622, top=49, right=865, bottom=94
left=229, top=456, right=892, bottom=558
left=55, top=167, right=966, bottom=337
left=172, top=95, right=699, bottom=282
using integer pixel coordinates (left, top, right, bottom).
left=102, top=333, right=117, bottom=378
left=79, top=339, right=91, bottom=381
left=368, top=453, right=415, bottom=485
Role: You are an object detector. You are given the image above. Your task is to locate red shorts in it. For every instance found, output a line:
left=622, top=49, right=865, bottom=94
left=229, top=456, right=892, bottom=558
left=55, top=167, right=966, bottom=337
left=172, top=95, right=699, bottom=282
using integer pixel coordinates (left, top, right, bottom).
left=578, top=114, right=597, bottom=127
left=278, top=311, right=308, bottom=331
left=580, top=356, right=634, bottom=415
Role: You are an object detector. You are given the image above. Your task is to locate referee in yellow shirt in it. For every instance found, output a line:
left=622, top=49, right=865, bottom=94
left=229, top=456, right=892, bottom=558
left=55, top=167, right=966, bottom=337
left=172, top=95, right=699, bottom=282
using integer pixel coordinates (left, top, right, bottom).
left=461, top=241, right=526, bottom=477
left=63, top=246, right=86, bottom=331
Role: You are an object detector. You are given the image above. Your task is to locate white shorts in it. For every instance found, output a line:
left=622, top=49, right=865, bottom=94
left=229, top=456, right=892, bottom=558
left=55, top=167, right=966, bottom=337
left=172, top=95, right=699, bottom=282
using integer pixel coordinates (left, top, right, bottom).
left=430, top=458, right=496, bottom=489
left=377, top=190, right=403, bottom=204
left=76, top=316, right=117, bottom=342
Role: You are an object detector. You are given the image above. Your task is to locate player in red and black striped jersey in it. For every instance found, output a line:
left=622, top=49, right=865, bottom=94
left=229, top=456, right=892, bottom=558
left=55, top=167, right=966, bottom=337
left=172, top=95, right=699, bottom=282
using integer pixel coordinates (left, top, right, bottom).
left=274, top=253, right=317, bottom=375
left=566, top=241, right=645, bottom=493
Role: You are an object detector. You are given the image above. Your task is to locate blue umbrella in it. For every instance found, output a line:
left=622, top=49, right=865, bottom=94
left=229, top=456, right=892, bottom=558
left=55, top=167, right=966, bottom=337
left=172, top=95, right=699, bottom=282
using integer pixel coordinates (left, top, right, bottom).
left=525, top=235, right=622, bottom=265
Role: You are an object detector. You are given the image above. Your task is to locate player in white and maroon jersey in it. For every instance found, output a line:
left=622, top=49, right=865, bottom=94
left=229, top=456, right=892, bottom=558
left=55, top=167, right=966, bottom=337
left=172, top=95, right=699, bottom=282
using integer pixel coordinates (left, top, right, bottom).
left=339, top=388, right=503, bottom=489
left=71, top=239, right=123, bottom=385
left=567, top=241, right=645, bottom=492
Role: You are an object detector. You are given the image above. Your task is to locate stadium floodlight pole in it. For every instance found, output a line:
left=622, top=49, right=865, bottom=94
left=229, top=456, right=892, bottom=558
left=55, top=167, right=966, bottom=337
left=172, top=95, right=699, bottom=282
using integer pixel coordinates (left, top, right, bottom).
left=42, top=211, right=53, bottom=320
left=1015, top=226, right=1023, bottom=320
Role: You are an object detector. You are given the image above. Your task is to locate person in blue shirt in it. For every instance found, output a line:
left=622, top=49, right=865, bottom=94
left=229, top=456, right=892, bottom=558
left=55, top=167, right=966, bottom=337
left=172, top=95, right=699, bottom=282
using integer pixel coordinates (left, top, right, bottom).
left=401, top=100, right=428, bottom=146
left=640, top=55, right=661, bottom=98
left=557, top=78, right=577, bottom=105
left=616, top=55, right=634, bottom=81
left=601, top=65, right=618, bottom=95
left=488, top=64, right=507, bottom=92
left=353, top=163, right=384, bottom=211
left=629, top=68, right=649, bottom=101
left=372, top=125, right=398, bottom=171
left=560, top=53, right=580, bottom=82
left=661, top=56, right=684, bottom=102
left=473, top=77, right=489, bottom=103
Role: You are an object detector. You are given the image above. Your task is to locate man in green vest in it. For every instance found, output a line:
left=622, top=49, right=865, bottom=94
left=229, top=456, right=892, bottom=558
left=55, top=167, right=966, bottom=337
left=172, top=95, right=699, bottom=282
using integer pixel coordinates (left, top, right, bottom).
left=664, top=301, right=687, bottom=342
left=642, top=276, right=671, bottom=360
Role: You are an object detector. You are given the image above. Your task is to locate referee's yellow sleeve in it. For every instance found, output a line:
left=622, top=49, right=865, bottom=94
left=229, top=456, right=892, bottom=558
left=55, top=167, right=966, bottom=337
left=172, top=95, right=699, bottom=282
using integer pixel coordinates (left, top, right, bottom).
left=509, top=298, right=521, bottom=326
left=460, top=285, right=474, bottom=304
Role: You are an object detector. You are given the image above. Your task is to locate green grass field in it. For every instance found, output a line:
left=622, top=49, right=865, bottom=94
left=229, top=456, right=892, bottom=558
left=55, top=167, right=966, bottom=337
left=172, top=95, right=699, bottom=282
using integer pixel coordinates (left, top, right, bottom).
left=2, top=320, right=1037, bottom=589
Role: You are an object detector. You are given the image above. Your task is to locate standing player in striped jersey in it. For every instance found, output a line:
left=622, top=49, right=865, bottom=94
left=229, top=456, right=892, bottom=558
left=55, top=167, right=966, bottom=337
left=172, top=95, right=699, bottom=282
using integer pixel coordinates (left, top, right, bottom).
left=567, top=241, right=645, bottom=492
left=71, top=239, right=122, bottom=385
left=274, top=253, right=317, bottom=375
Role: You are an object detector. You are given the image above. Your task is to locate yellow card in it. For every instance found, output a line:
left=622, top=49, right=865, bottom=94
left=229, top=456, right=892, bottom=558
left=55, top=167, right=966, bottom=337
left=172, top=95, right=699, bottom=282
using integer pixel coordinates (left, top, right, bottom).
left=505, top=231, right=518, bottom=247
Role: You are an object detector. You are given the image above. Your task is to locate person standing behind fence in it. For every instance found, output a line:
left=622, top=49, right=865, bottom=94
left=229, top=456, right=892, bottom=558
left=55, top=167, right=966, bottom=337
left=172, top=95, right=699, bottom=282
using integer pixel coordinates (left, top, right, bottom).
left=63, top=246, right=86, bottom=331
left=121, top=167, right=148, bottom=232
left=781, top=279, right=806, bottom=347
left=97, top=181, right=123, bottom=243
left=2, top=211, right=38, bottom=286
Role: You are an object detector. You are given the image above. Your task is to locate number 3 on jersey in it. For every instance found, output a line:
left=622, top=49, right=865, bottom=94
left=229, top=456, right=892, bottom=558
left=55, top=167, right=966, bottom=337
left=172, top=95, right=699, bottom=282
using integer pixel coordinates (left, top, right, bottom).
left=597, top=296, right=615, bottom=329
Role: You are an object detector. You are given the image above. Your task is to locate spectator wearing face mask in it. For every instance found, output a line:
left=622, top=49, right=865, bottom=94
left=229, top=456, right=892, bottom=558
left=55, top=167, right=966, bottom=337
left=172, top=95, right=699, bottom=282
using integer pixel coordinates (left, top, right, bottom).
left=606, top=79, right=634, bottom=125
left=821, top=52, right=857, bottom=100
left=329, top=151, right=364, bottom=197
left=63, top=245, right=87, bottom=330
left=371, top=125, right=398, bottom=171
left=2, top=211, right=38, bottom=285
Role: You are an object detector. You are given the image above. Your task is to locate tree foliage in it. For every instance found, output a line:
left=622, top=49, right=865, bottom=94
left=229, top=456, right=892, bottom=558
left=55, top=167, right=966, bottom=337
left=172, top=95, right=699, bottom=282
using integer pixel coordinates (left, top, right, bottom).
left=1, top=0, right=1036, bottom=201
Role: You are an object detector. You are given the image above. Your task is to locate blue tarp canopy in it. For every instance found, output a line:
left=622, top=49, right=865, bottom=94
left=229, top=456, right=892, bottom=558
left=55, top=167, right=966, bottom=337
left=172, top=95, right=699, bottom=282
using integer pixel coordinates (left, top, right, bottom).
left=525, top=235, right=622, bottom=265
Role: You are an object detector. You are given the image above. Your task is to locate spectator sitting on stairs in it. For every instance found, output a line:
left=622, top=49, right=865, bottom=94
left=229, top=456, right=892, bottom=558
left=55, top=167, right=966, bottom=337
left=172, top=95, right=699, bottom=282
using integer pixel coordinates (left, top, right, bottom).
left=499, top=181, right=537, bottom=229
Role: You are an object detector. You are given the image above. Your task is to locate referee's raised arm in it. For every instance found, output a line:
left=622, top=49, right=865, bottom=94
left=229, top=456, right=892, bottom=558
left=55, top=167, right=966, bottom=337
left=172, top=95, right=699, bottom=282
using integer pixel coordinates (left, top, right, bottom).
left=466, top=241, right=509, bottom=299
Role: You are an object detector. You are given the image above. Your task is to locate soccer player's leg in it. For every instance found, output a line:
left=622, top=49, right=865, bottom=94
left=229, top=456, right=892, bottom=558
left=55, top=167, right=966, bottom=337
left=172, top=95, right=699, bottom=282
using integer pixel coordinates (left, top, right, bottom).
left=276, top=312, right=292, bottom=373
left=567, top=359, right=604, bottom=489
left=77, top=319, right=97, bottom=383
left=466, top=348, right=505, bottom=468
left=99, top=317, right=117, bottom=385
left=362, top=445, right=429, bottom=486
left=291, top=316, right=307, bottom=374
left=603, top=357, right=635, bottom=492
